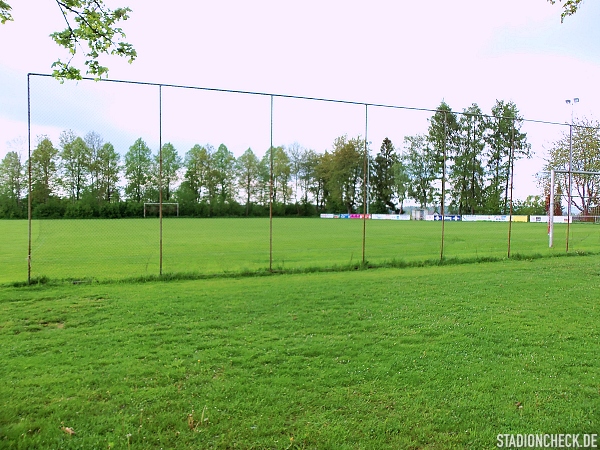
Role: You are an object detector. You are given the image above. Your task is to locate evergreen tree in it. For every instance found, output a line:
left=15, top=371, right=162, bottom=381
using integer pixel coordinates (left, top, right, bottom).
left=485, top=100, right=530, bottom=214
left=450, top=104, right=486, bottom=214
left=371, top=137, right=398, bottom=213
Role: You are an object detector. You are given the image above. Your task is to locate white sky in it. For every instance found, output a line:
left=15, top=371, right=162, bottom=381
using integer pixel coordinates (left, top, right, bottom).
left=1, top=0, right=599, bottom=199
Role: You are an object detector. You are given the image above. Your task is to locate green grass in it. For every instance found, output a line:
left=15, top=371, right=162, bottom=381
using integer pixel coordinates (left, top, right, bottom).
left=1, top=256, right=599, bottom=448
left=2, top=218, right=600, bottom=284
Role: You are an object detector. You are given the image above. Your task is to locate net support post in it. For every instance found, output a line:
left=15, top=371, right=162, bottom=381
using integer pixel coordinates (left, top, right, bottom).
left=27, top=73, right=32, bottom=284
left=549, top=169, right=555, bottom=248
left=362, top=104, right=368, bottom=266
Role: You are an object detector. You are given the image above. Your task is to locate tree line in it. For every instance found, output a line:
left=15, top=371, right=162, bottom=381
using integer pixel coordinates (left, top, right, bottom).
left=0, top=99, right=551, bottom=219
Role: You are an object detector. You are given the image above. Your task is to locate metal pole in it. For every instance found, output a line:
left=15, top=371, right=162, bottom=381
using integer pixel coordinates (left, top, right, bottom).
left=362, top=104, right=368, bottom=265
left=549, top=169, right=555, bottom=248
left=566, top=124, right=572, bottom=252
left=269, top=95, right=274, bottom=272
left=440, top=111, right=446, bottom=261
left=27, top=74, right=32, bottom=284
left=159, top=85, right=163, bottom=276
left=507, top=120, right=515, bottom=258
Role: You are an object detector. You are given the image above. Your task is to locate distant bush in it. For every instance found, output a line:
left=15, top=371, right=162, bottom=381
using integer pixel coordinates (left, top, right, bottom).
left=64, top=202, right=94, bottom=219
left=32, top=198, right=66, bottom=219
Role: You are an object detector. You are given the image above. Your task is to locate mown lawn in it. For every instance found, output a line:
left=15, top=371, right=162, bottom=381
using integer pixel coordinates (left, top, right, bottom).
left=1, top=255, right=599, bottom=448
left=2, top=217, right=599, bottom=284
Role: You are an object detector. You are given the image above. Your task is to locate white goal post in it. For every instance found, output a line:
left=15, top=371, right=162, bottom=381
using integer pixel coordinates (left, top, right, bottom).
left=143, top=202, right=179, bottom=218
left=549, top=169, right=600, bottom=248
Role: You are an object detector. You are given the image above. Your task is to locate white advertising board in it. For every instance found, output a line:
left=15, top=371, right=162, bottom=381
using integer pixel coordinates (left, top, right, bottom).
left=371, top=214, right=411, bottom=220
left=530, top=215, right=572, bottom=224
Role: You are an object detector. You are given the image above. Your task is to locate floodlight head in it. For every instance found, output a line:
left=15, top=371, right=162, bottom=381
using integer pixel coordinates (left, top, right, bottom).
left=565, top=99, right=571, bottom=105
left=574, top=98, right=580, bottom=103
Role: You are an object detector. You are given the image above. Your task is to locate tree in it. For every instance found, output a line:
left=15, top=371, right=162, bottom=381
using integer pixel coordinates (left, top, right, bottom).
left=30, top=135, right=60, bottom=203
left=450, top=104, right=486, bottom=214
left=403, top=134, right=436, bottom=209
left=299, top=149, right=321, bottom=208
left=236, top=148, right=260, bottom=216
left=84, top=131, right=103, bottom=199
left=156, top=143, right=182, bottom=202
left=124, top=138, right=152, bottom=202
left=543, top=118, right=600, bottom=216
left=255, top=155, right=271, bottom=207
left=182, top=144, right=213, bottom=203
left=211, top=144, right=236, bottom=207
left=261, top=146, right=292, bottom=207
left=286, top=142, right=303, bottom=206
left=371, top=137, right=398, bottom=213
left=1, top=1, right=136, bottom=80
left=313, top=151, right=332, bottom=212
left=547, top=0, right=584, bottom=22
left=427, top=102, right=460, bottom=211
left=512, top=195, right=546, bottom=215
left=0, top=151, right=25, bottom=216
left=95, top=142, right=120, bottom=202
left=392, top=160, right=409, bottom=214
left=485, top=100, right=530, bottom=214
left=322, top=136, right=365, bottom=214
left=60, top=130, right=91, bottom=201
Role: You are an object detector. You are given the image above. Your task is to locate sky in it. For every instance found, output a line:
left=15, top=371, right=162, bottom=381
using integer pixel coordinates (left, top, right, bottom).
left=1, top=0, right=599, bottom=199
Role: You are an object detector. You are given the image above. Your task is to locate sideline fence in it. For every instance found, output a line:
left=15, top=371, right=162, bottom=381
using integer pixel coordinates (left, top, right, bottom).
left=3, top=73, right=598, bottom=284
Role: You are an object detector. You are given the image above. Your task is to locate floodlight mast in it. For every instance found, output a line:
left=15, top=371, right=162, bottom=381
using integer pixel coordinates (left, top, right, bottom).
left=564, top=97, right=579, bottom=251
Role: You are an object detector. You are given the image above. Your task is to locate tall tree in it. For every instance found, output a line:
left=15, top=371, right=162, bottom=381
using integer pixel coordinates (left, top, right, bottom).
left=299, top=149, right=322, bottom=208
left=183, top=144, right=213, bottom=203
left=124, top=138, right=152, bottom=202
left=403, top=134, right=436, bottom=209
left=371, top=137, right=398, bottom=213
left=286, top=142, right=303, bottom=206
left=323, top=135, right=365, bottom=214
left=84, top=131, right=104, bottom=200
left=97, top=142, right=120, bottom=202
left=30, top=136, right=59, bottom=204
left=485, top=100, right=530, bottom=214
left=211, top=144, right=236, bottom=206
left=450, top=104, right=486, bottom=214
left=60, top=130, right=91, bottom=201
left=155, top=142, right=182, bottom=202
left=255, top=155, right=271, bottom=207
left=392, top=160, right=410, bottom=214
left=0, top=151, right=24, bottom=214
left=235, top=148, right=260, bottom=216
left=313, top=151, right=332, bottom=212
left=261, top=146, right=292, bottom=206
left=427, top=102, right=460, bottom=210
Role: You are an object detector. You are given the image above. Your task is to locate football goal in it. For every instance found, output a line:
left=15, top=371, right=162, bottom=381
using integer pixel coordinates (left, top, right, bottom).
left=549, top=169, right=600, bottom=248
left=143, top=202, right=179, bottom=218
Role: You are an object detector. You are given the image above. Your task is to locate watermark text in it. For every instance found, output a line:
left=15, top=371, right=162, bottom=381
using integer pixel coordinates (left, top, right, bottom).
left=497, top=434, right=598, bottom=448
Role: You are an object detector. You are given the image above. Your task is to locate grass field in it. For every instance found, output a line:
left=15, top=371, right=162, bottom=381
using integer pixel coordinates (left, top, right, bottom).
left=0, top=255, right=599, bottom=448
left=2, top=218, right=600, bottom=284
